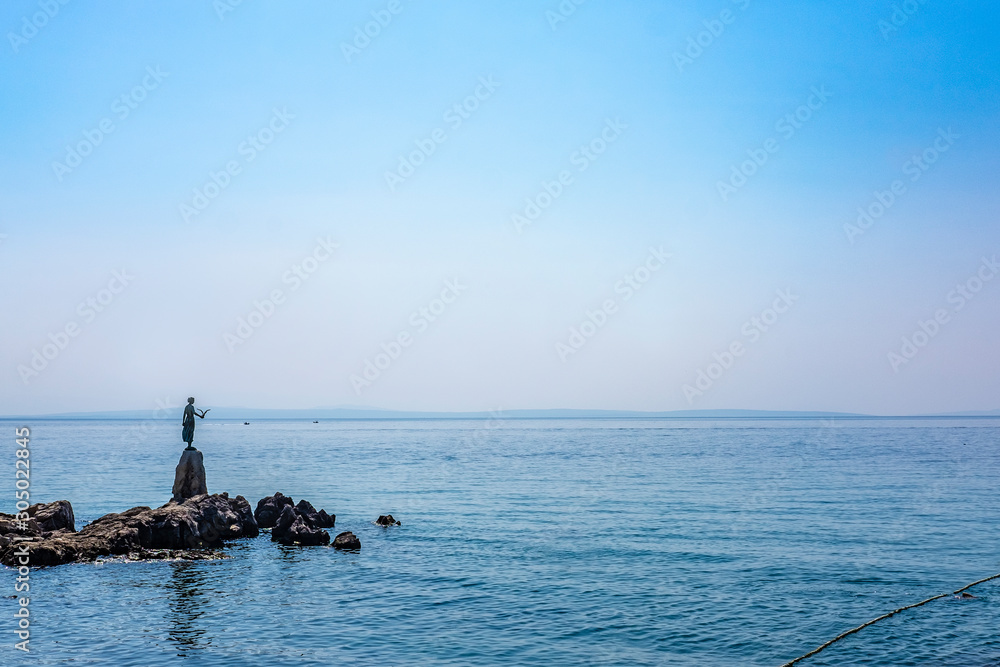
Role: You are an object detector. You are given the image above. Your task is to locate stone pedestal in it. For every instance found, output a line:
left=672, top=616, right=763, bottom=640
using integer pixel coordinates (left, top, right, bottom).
left=172, top=447, right=207, bottom=502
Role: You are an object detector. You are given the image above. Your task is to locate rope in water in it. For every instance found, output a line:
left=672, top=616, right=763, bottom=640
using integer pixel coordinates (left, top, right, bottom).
left=778, top=572, right=1000, bottom=667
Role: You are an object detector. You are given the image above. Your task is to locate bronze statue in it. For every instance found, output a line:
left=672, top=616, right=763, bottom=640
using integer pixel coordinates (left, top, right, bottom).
left=182, top=397, right=210, bottom=450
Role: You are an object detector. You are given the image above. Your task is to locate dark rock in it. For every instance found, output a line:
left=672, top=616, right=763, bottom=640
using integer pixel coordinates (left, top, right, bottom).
left=0, top=501, right=75, bottom=537
left=271, top=504, right=330, bottom=546
left=127, top=548, right=227, bottom=562
left=375, top=514, right=401, bottom=527
left=281, top=516, right=331, bottom=546
left=313, top=509, right=335, bottom=528
left=294, top=499, right=336, bottom=527
left=0, top=494, right=258, bottom=567
left=0, top=517, right=34, bottom=538
left=295, top=499, right=335, bottom=529
left=253, top=492, right=295, bottom=528
left=272, top=505, right=297, bottom=538
left=171, top=448, right=208, bottom=502
left=0, top=501, right=77, bottom=551
left=333, top=531, right=361, bottom=550
left=29, top=501, right=75, bottom=533
left=227, top=493, right=257, bottom=534
left=257, top=493, right=335, bottom=545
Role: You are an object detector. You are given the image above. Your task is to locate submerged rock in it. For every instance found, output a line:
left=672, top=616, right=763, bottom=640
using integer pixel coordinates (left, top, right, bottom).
left=126, top=548, right=227, bottom=562
left=374, top=514, right=401, bottom=527
left=0, top=494, right=258, bottom=567
left=333, top=531, right=361, bottom=550
left=171, top=448, right=208, bottom=502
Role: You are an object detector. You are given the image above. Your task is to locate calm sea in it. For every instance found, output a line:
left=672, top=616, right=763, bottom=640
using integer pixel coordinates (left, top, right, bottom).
left=3, top=417, right=999, bottom=666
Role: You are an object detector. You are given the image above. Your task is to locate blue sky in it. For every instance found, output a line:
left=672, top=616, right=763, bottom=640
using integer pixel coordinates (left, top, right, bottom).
left=1, top=0, right=998, bottom=415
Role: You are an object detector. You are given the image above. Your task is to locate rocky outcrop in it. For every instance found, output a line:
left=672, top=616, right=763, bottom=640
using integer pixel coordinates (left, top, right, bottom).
left=264, top=495, right=336, bottom=546
left=374, top=514, right=401, bottom=526
left=296, top=500, right=335, bottom=528
left=272, top=505, right=329, bottom=546
left=0, top=501, right=75, bottom=539
left=333, top=531, right=361, bottom=550
left=171, top=448, right=208, bottom=502
left=0, top=494, right=258, bottom=567
left=28, top=500, right=76, bottom=533
left=255, top=493, right=335, bottom=530
left=254, top=492, right=294, bottom=528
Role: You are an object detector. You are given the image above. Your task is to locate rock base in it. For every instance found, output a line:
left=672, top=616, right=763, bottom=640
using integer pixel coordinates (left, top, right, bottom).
left=333, top=531, right=361, bottom=550
left=254, top=493, right=335, bottom=529
left=0, top=494, right=258, bottom=567
left=172, top=448, right=207, bottom=502
left=0, top=501, right=75, bottom=550
left=255, top=493, right=335, bottom=546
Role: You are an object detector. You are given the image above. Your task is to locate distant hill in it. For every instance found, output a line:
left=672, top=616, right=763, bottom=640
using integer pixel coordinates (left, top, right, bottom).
left=927, top=409, right=1000, bottom=417
left=4, top=407, right=996, bottom=421
left=2, top=407, right=873, bottom=420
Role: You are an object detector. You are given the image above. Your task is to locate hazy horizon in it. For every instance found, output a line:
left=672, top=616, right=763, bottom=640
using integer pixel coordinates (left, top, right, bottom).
left=3, top=1, right=998, bottom=416
left=3, top=403, right=999, bottom=420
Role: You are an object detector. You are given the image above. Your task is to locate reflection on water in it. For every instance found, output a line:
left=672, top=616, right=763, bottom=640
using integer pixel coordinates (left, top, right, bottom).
left=165, top=562, right=210, bottom=655
left=276, top=542, right=309, bottom=565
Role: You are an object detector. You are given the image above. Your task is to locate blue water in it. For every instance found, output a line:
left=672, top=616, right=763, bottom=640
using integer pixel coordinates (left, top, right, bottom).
left=2, top=418, right=999, bottom=666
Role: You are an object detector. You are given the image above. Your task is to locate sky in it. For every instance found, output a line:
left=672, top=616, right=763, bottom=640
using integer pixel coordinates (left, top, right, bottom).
left=1, top=0, right=998, bottom=416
